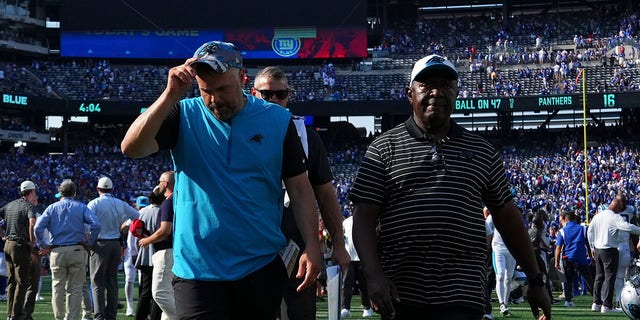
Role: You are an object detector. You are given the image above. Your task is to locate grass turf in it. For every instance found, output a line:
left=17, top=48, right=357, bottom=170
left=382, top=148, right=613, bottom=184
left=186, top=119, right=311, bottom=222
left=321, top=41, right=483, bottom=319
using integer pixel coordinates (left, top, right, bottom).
left=3, top=275, right=631, bottom=319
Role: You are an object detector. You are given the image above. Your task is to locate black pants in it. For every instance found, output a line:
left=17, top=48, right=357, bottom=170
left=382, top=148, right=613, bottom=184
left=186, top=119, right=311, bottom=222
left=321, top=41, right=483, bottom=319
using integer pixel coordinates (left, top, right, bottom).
left=593, top=248, right=618, bottom=308
left=382, top=301, right=483, bottom=320
left=135, top=266, right=161, bottom=320
left=282, top=255, right=317, bottom=320
left=483, top=250, right=495, bottom=315
left=90, top=239, right=122, bottom=320
left=173, top=256, right=287, bottom=320
left=342, top=261, right=370, bottom=311
left=562, top=259, right=594, bottom=302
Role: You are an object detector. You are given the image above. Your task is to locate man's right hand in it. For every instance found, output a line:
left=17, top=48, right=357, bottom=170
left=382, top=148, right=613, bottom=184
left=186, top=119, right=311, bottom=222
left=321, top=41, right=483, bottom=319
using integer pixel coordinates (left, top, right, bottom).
left=81, top=242, right=92, bottom=253
left=165, top=58, right=198, bottom=100
left=366, top=271, right=399, bottom=319
left=295, top=249, right=321, bottom=292
left=38, top=247, right=51, bottom=256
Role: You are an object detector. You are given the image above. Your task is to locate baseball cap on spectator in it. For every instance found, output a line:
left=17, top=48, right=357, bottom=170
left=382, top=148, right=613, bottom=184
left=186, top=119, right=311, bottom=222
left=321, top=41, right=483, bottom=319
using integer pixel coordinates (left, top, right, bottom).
left=136, top=196, right=150, bottom=208
left=129, top=219, right=151, bottom=239
left=190, top=41, right=242, bottom=73
left=20, top=180, right=36, bottom=192
left=97, top=177, right=113, bottom=189
left=410, top=54, right=458, bottom=83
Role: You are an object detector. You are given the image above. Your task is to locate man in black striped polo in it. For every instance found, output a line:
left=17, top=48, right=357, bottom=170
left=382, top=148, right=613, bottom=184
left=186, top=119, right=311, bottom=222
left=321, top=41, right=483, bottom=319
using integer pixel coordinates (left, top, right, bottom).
left=1, top=180, right=38, bottom=320
left=349, top=54, right=551, bottom=320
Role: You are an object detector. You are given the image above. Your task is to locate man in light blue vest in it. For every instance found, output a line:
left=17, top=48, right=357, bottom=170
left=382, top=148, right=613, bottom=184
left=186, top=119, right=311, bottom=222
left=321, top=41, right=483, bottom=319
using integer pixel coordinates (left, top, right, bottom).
left=121, top=40, right=322, bottom=320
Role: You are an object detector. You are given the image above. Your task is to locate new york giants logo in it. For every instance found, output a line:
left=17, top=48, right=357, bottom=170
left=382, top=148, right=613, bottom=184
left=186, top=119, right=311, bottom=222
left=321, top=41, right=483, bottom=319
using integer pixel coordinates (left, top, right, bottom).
left=272, top=37, right=301, bottom=57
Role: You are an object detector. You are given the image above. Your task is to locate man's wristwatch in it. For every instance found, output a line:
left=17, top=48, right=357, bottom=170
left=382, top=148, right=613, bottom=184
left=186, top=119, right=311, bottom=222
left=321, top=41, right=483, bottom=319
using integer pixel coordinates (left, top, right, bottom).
left=529, top=272, right=546, bottom=287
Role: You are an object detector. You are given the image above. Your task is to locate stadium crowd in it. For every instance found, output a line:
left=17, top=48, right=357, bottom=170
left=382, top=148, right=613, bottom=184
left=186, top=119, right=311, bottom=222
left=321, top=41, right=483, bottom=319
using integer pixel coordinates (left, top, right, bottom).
left=2, top=5, right=640, bottom=105
left=0, top=2, right=640, bottom=319
left=0, top=123, right=635, bottom=227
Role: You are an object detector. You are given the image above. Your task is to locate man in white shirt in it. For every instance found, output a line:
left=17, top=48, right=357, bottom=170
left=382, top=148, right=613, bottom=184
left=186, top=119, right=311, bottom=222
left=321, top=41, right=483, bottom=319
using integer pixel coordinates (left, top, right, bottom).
left=486, top=208, right=516, bottom=317
left=340, top=208, right=372, bottom=318
left=587, top=193, right=640, bottom=313
left=614, top=196, right=639, bottom=307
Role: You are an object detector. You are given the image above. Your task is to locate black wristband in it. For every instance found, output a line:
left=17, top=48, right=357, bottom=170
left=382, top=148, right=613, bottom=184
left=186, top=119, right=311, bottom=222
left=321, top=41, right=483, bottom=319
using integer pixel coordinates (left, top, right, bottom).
left=529, top=272, right=546, bottom=287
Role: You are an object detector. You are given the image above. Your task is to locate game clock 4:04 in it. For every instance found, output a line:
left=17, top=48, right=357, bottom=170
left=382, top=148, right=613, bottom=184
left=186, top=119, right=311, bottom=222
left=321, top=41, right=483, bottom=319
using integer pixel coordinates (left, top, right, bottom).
left=78, top=102, right=102, bottom=113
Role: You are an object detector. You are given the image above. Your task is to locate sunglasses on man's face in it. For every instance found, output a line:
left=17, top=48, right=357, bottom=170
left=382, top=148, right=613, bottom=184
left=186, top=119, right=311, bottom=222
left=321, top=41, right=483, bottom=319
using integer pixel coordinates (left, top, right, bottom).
left=255, top=88, right=290, bottom=100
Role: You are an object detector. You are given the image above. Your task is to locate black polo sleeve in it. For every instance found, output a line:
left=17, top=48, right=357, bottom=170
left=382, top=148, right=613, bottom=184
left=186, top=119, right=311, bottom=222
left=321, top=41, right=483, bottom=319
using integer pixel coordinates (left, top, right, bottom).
left=155, top=103, right=181, bottom=150
left=306, top=128, right=333, bottom=186
left=281, top=119, right=308, bottom=180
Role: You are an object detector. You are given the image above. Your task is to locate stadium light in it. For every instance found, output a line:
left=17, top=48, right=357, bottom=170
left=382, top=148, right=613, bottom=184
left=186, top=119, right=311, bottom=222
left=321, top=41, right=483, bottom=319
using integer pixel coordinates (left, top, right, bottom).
left=46, top=19, right=60, bottom=29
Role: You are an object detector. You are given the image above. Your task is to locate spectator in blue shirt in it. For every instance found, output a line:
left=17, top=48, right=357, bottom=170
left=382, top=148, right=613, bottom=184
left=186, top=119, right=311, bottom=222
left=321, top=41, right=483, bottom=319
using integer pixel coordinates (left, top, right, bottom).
left=554, top=210, right=594, bottom=307
left=35, top=179, right=100, bottom=320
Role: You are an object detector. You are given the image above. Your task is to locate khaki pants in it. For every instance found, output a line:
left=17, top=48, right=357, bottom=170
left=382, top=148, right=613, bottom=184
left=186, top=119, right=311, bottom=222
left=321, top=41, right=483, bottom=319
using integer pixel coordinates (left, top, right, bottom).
left=4, top=240, right=32, bottom=319
left=50, top=245, right=86, bottom=320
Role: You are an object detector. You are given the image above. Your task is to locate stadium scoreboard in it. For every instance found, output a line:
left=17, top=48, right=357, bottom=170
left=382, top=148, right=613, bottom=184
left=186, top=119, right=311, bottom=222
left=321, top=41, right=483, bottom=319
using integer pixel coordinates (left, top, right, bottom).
left=453, top=92, right=635, bottom=114
left=455, top=95, right=575, bottom=112
left=2, top=92, right=640, bottom=117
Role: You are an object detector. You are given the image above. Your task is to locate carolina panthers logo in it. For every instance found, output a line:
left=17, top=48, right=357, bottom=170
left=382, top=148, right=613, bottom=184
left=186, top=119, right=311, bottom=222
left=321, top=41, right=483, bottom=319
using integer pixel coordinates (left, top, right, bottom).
left=272, top=37, right=301, bottom=57
left=249, top=134, right=263, bottom=143
left=427, top=56, right=446, bottom=63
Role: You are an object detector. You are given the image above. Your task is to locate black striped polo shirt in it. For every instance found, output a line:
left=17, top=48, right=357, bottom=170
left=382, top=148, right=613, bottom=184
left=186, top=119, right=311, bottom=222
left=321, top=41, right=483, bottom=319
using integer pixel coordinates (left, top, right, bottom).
left=349, top=116, right=513, bottom=313
left=1, top=198, right=36, bottom=244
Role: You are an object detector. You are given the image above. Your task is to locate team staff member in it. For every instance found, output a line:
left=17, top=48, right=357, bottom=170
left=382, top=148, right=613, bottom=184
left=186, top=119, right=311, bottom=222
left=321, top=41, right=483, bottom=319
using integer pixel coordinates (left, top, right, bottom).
left=134, top=188, right=164, bottom=320
left=121, top=41, right=321, bottom=319
left=123, top=196, right=151, bottom=317
left=614, top=198, right=639, bottom=307
left=251, top=66, right=350, bottom=320
left=35, top=179, right=101, bottom=320
left=340, top=208, right=372, bottom=318
left=588, top=194, right=640, bottom=313
left=486, top=208, right=516, bottom=317
left=1, top=180, right=38, bottom=320
left=139, top=171, right=176, bottom=319
left=554, top=210, right=593, bottom=307
left=87, top=177, right=139, bottom=320
left=350, top=54, right=551, bottom=320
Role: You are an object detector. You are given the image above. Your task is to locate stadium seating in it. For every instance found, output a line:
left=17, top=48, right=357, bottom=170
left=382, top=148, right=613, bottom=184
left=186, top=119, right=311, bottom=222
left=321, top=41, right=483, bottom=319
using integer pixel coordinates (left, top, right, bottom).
left=0, top=123, right=637, bottom=225
left=0, top=1, right=638, bottom=216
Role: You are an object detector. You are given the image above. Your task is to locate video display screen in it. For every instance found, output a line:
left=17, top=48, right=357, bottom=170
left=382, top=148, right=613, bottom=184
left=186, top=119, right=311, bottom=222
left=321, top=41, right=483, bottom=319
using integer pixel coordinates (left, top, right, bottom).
left=61, top=27, right=367, bottom=59
left=60, top=0, right=367, bottom=59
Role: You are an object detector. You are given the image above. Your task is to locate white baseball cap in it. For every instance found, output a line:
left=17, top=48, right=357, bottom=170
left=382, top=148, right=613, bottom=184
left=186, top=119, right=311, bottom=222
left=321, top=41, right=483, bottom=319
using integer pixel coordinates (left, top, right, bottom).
left=19, top=180, right=36, bottom=192
left=97, top=177, right=113, bottom=189
left=410, top=54, right=458, bottom=83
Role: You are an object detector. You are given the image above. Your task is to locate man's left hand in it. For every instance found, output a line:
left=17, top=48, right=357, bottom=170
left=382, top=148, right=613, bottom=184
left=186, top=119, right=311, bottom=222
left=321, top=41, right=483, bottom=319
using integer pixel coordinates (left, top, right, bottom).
left=139, top=238, right=150, bottom=248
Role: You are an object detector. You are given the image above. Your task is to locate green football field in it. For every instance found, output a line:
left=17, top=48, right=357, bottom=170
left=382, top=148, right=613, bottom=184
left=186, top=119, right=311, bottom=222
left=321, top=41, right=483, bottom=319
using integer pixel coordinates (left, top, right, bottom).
left=1, top=275, right=632, bottom=319
left=316, top=294, right=632, bottom=320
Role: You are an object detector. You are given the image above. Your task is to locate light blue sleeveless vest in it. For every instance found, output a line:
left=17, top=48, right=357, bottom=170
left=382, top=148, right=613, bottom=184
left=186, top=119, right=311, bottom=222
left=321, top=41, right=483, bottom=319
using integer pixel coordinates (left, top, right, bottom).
left=171, top=94, right=290, bottom=280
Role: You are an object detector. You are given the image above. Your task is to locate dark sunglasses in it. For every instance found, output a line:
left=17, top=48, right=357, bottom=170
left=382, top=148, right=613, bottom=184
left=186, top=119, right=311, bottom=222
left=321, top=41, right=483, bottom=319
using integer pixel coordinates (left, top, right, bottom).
left=255, top=88, right=290, bottom=100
